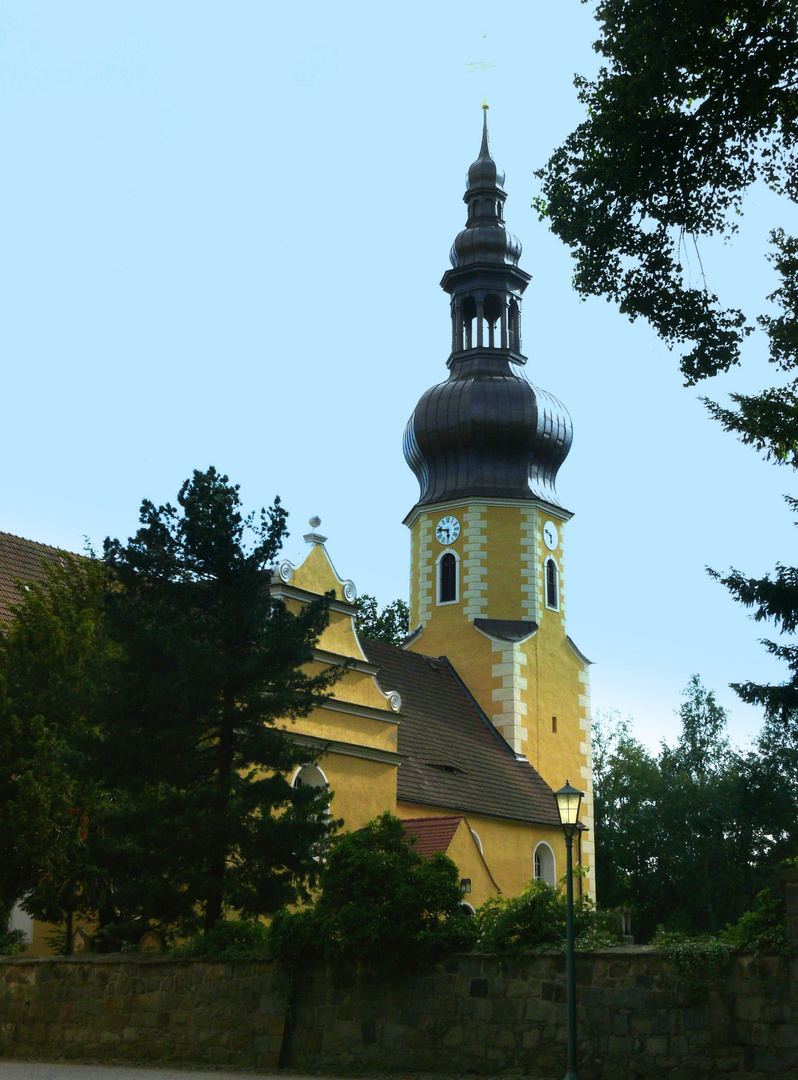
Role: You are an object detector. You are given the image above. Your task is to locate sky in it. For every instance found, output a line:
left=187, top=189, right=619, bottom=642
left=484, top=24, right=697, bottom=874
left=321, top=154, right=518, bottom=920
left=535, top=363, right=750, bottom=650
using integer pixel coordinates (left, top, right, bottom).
left=1, top=1, right=795, bottom=751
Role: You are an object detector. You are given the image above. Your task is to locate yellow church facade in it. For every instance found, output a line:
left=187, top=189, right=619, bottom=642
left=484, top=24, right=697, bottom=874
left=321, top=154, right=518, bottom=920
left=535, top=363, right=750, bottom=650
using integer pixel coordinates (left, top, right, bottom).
left=3, top=112, right=593, bottom=953
left=272, top=106, right=596, bottom=907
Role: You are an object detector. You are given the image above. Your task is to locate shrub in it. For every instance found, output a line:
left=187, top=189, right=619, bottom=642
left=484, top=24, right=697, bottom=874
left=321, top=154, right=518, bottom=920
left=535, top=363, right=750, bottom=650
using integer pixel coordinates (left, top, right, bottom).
left=475, top=880, right=617, bottom=954
left=721, top=888, right=790, bottom=956
left=0, top=927, right=26, bottom=956
left=175, top=917, right=270, bottom=960
left=269, top=813, right=477, bottom=974
left=653, top=928, right=733, bottom=982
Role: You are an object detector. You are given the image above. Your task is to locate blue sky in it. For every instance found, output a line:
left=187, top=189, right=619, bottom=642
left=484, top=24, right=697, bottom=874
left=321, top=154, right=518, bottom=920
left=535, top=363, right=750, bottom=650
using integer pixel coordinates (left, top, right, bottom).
left=2, top=2, right=795, bottom=750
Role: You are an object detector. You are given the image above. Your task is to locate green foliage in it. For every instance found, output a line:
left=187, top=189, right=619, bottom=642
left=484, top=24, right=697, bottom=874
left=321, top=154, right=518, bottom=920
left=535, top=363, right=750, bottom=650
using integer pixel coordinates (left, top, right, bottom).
left=653, top=884, right=789, bottom=983
left=0, top=556, right=113, bottom=943
left=269, top=813, right=476, bottom=974
left=653, top=929, right=733, bottom=984
left=538, top=0, right=798, bottom=725
left=0, top=468, right=344, bottom=944
left=354, top=594, right=410, bottom=645
left=0, top=927, right=26, bottom=956
left=475, top=880, right=616, bottom=955
left=175, top=918, right=271, bottom=960
left=720, top=888, right=790, bottom=956
left=96, top=468, right=342, bottom=934
left=593, top=679, right=795, bottom=941
left=537, top=0, right=798, bottom=388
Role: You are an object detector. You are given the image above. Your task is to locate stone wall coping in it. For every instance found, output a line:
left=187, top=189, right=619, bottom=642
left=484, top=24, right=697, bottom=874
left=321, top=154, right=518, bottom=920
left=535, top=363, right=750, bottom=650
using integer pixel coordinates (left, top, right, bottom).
left=0, top=953, right=279, bottom=966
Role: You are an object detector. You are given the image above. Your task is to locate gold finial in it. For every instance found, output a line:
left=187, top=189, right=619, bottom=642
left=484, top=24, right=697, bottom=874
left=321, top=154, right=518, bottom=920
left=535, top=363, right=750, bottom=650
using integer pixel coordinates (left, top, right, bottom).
left=482, top=99, right=489, bottom=110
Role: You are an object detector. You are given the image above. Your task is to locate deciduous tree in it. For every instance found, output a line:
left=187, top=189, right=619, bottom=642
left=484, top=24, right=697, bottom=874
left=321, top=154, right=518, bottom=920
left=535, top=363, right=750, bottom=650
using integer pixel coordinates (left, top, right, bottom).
left=354, top=594, right=409, bottom=645
left=537, top=0, right=798, bottom=724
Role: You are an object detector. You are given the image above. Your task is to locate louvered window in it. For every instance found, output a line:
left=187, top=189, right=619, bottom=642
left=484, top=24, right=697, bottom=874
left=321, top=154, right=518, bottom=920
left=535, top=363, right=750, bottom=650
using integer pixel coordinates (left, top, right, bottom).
left=439, top=552, right=457, bottom=603
left=546, top=558, right=558, bottom=609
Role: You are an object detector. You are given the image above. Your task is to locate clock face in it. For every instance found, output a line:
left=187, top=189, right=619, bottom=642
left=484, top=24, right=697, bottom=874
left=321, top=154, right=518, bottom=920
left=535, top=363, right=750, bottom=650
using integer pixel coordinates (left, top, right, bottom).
left=543, top=521, right=559, bottom=551
left=436, top=515, right=460, bottom=545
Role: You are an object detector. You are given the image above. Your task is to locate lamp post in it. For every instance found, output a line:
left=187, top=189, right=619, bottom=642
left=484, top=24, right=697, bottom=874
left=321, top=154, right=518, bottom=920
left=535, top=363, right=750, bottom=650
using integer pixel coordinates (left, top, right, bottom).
left=555, top=780, right=584, bottom=1080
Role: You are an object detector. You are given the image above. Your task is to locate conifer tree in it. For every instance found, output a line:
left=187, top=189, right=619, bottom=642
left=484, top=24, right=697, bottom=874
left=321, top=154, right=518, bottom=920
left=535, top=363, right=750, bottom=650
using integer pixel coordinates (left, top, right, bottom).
left=99, top=468, right=340, bottom=933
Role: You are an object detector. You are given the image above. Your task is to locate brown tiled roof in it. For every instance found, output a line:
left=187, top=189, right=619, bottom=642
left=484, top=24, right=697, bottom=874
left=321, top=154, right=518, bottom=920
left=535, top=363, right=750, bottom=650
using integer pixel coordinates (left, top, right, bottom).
left=361, top=639, right=561, bottom=827
left=0, top=532, right=70, bottom=623
left=401, top=815, right=463, bottom=858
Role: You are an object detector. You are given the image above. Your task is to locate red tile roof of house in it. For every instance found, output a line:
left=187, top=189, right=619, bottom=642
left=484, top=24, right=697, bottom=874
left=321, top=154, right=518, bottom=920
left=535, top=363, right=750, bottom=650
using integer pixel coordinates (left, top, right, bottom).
left=401, top=815, right=463, bottom=858
left=0, top=531, right=71, bottom=623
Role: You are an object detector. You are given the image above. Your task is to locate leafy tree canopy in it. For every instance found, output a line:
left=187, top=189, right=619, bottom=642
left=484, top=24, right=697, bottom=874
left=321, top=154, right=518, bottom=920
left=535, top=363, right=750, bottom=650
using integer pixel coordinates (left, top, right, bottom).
left=0, top=556, right=112, bottom=938
left=537, top=0, right=798, bottom=456
left=592, top=677, right=798, bottom=940
left=269, top=813, right=475, bottom=974
left=354, top=594, right=409, bottom=645
left=538, top=0, right=798, bottom=734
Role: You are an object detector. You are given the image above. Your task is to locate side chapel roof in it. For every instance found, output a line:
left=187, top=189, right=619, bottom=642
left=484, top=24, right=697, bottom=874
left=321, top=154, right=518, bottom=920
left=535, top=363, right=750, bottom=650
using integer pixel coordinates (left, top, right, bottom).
left=401, top=815, right=464, bottom=858
left=0, top=531, right=69, bottom=624
left=361, top=638, right=561, bottom=828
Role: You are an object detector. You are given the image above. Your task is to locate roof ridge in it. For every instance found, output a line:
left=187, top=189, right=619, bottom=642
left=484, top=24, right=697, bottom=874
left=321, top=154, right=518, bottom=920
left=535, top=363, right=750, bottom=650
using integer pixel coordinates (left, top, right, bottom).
left=0, top=530, right=77, bottom=556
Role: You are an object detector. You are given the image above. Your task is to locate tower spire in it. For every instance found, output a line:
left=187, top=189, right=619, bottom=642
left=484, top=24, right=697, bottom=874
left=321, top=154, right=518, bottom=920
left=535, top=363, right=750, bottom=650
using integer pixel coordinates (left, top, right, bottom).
left=403, top=112, right=573, bottom=511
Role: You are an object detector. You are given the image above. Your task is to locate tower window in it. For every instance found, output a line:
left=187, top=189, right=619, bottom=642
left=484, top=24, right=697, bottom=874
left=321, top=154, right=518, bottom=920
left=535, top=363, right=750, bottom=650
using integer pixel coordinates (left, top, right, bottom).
left=552, top=716, right=558, bottom=733
left=508, top=297, right=520, bottom=352
left=545, top=558, right=559, bottom=611
left=438, top=551, right=458, bottom=604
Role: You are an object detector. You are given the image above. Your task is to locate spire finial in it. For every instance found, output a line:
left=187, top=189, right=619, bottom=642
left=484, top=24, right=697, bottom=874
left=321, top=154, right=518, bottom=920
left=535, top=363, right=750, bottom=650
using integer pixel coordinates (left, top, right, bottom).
left=480, top=102, right=490, bottom=157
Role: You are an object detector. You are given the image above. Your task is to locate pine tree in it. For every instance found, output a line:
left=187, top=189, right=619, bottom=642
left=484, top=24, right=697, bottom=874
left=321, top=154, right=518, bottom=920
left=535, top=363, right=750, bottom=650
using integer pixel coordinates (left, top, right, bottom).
left=99, top=468, right=341, bottom=933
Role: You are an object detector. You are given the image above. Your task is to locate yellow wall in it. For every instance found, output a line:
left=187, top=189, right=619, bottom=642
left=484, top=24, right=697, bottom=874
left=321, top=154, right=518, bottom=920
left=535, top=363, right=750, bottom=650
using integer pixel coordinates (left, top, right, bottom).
left=405, top=499, right=594, bottom=898
left=397, top=801, right=573, bottom=902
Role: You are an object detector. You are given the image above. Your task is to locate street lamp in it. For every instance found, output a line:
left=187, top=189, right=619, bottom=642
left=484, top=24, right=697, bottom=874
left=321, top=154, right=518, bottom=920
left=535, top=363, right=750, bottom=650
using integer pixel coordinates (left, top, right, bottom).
left=555, top=780, right=584, bottom=1080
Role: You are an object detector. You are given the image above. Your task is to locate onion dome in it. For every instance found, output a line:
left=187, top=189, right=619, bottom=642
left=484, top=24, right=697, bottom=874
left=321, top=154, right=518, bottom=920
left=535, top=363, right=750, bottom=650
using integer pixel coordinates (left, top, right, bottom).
left=404, top=358, right=572, bottom=507
left=404, top=110, right=573, bottom=510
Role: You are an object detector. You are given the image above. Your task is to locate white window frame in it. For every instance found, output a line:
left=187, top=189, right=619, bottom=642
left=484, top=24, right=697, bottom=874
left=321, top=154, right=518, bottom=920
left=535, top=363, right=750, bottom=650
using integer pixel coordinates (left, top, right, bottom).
left=436, top=548, right=460, bottom=606
left=533, top=841, right=557, bottom=886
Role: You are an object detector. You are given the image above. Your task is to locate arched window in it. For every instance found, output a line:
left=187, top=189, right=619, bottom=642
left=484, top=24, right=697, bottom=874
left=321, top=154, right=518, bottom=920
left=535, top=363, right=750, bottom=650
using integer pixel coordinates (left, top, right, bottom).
left=438, top=551, right=458, bottom=604
left=534, top=842, right=556, bottom=886
left=545, top=558, right=559, bottom=611
left=292, top=763, right=328, bottom=790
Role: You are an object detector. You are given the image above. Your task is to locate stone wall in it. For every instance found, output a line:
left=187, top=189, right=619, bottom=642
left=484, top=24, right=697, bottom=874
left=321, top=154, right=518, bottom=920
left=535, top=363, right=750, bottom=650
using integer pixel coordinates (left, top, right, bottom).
left=284, top=949, right=798, bottom=1080
left=1, top=949, right=797, bottom=1077
left=0, top=955, right=287, bottom=1071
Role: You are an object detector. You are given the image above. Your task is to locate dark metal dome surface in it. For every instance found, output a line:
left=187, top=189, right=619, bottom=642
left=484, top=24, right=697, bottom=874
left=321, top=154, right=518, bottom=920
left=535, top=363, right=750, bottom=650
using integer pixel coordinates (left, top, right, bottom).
left=404, top=356, right=572, bottom=507
left=404, top=111, right=573, bottom=511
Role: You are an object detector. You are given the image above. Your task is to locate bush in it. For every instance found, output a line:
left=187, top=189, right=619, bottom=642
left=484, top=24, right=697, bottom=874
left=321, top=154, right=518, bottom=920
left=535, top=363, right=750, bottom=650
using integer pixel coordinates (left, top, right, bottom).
left=721, top=888, right=790, bottom=956
left=475, top=880, right=617, bottom=954
left=174, top=917, right=270, bottom=960
left=653, top=928, right=733, bottom=982
left=0, top=927, right=26, bottom=956
left=269, top=813, right=477, bottom=974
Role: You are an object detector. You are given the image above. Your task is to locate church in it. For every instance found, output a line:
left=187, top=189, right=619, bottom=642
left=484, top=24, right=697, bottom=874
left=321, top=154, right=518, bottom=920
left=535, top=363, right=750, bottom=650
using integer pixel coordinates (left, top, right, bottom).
left=2, top=112, right=594, bottom=951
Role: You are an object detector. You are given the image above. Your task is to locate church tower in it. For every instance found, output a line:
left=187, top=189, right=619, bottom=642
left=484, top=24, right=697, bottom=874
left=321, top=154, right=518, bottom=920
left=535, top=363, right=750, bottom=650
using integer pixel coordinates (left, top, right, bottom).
left=403, top=110, right=593, bottom=882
